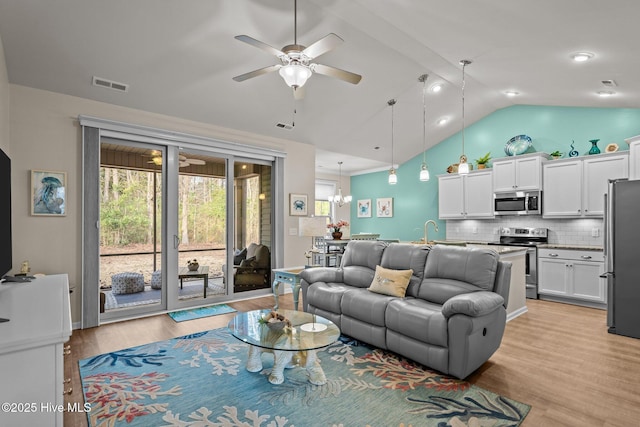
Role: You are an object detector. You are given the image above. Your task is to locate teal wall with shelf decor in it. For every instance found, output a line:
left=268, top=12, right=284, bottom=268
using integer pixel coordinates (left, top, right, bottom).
left=350, top=104, right=640, bottom=242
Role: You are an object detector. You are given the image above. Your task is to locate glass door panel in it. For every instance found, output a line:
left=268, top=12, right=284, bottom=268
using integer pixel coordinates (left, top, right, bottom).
left=99, top=141, right=165, bottom=317
left=174, top=151, right=228, bottom=306
left=231, top=160, right=272, bottom=294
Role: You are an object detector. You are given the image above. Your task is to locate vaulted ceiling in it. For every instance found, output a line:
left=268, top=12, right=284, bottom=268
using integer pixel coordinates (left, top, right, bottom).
left=1, top=0, right=638, bottom=174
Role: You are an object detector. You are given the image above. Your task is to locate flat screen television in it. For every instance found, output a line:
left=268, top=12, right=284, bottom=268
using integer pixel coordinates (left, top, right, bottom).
left=0, top=147, right=11, bottom=278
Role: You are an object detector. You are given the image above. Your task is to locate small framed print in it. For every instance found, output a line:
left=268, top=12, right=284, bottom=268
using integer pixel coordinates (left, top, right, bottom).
left=289, top=193, right=308, bottom=216
left=31, top=170, right=67, bottom=216
left=376, top=197, right=393, bottom=218
left=357, top=199, right=372, bottom=218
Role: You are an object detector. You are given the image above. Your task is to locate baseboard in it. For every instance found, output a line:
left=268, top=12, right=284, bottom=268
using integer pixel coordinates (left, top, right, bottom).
left=506, top=306, right=528, bottom=322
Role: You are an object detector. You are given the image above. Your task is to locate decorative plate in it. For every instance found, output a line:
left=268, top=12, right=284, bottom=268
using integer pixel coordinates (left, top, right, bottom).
left=605, top=143, right=619, bottom=153
left=504, top=134, right=532, bottom=156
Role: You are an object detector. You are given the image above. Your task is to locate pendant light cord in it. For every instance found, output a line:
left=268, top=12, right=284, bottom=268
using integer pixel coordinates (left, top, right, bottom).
left=460, top=60, right=471, bottom=159
left=419, top=74, right=428, bottom=165
left=388, top=99, right=396, bottom=168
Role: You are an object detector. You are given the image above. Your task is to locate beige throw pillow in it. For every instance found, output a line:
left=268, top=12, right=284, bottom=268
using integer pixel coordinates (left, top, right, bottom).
left=368, top=265, right=414, bottom=297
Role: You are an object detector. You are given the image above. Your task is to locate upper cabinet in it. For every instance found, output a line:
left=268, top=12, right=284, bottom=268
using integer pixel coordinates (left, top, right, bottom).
left=492, top=153, right=546, bottom=192
left=543, top=152, right=629, bottom=218
left=438, top=170, right=494, bottom=219
left=626, top=135, right=640, bottom=180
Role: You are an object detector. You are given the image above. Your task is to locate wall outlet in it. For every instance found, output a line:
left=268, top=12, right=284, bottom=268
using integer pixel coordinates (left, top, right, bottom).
left=591, top=228, right=600, bottom=237
left=289, top=228, right=297, bottom=236
left=472, top=227, right=478, bottom=234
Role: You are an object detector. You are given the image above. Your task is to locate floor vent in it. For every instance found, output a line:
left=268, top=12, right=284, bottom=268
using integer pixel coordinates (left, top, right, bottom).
left=92, top=76, right=129, bottom=93
left=275, top=122, right=294, bottom=130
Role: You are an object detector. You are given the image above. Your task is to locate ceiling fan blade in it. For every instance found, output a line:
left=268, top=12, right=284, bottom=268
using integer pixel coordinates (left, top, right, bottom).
left=312, top=63, right=362, bottom=85
left=186, top=159, right=205, bottom=166
left=234, top=35, right=285, bottom=57
left=232, top=64, right=281, bottom=82
left=302, top=33, right=343, bottom=59
left=293, top=86, right=305, bottom=100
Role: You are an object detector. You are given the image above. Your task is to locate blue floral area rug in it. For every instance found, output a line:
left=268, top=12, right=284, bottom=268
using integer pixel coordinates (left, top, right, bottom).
left=78, top=329, right=530, bottom=427
left=167, top=304, right=236, bottom=322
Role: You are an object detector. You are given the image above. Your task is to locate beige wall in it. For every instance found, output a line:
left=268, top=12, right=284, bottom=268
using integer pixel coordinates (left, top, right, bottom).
left=8, top=84, right=315, bottom=325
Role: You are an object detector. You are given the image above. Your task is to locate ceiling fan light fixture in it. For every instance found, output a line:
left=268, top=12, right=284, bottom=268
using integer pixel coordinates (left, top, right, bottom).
left=571, top=52, right=594, bottom=62
left=279, top=63, right=312, bottom=88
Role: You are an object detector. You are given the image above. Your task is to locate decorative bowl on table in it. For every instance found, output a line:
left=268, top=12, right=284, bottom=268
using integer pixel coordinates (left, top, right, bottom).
left=260, top=311, right=292, bottom=331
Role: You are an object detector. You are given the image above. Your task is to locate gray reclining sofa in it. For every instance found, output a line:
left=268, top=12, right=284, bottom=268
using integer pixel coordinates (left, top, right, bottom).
left=299, top=240, right=512, bottom=379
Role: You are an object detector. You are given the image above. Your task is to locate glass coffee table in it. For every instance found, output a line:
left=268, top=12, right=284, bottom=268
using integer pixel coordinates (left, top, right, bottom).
left=228, top=309, right=340, bottom=385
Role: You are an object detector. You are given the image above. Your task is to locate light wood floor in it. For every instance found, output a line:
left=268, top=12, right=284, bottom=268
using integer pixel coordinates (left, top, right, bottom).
left=63, top=296, right=640, bottom=427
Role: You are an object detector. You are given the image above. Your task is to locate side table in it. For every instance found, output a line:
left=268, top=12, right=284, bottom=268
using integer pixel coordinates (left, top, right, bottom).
left=272, top=266, right=306, bottom=310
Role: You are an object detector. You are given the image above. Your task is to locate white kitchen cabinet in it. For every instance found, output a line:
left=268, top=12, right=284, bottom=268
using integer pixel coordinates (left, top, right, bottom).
left=493, top=154, right=545, bottom=192
left=626, top=135, right=640, bottom=180
left=0, top=274, right=72, bottom=427
left=543, top=152, right=628, bottom=218
left=438, top=170, right=493, bottom=219
left=538, top=248, right=605, bottom=306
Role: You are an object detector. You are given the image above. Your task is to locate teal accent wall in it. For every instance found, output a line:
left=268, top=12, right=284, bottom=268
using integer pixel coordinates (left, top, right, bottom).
left=350, top=104, right=640, bottom=242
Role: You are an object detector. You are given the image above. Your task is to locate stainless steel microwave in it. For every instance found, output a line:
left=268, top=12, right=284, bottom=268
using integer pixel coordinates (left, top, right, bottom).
left=494, top=191, right=542, bottom=215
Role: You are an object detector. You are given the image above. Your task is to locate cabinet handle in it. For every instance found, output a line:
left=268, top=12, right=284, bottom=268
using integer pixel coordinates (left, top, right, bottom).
left=64, top=378, right=71, bottom=384
left=64, top=344, right=71, bottom=351
left=578, top=209, right=581, bottom=213
left=63, top=349, right=71, bottom=356
left=581, top=255, right=592, bottom=259
left=63, top=387, right=73, bottom=395
left=549, top=253, right=558, bottom=257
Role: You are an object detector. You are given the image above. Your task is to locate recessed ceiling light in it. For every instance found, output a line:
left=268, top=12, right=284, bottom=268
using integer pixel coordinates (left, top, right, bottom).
left=430, top=83, right=443, bottom=93
left=504, top=90, right=519, bottom=97
left=597, top=90, right=615, bottom=97
left=436, top=118, right=448, bottom=126
left=570, top=52, right=594, bottom=62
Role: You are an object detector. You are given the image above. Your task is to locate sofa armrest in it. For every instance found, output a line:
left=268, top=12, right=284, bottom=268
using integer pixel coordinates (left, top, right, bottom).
left=441, top=291, right=504, bottom=318
left=299, top=267, right=343, bottom=284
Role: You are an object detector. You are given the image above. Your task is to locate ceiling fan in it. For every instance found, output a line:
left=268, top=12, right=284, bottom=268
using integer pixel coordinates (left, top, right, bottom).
left=147, top=151, right=206, bottom=168
left=232, top=0, right=362, bottom=97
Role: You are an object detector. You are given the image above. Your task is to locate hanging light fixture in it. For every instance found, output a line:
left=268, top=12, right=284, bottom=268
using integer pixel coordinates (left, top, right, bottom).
left=418, top=74, right=430, bottom=182
left=328, top=161, right=352, bottom=206
left=458, top=60, right=472, bottom=175
left=388, top=99, right=398, bottom=185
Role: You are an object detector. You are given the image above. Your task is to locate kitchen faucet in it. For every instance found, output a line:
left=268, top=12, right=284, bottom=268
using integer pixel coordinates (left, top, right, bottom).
left=424, top=220, right=439, bottom=243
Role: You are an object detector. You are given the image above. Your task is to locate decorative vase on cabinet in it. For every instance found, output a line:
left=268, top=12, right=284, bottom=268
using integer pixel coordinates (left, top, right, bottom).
left=588, top=139, right=601, bottom=155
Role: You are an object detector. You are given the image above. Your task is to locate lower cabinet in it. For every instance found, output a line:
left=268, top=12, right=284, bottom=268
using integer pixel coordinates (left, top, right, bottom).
left=538, top=248, right=605, bottom=306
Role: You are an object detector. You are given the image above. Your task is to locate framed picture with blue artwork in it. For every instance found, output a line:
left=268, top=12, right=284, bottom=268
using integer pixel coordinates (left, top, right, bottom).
left=289, top=193, right=308, bottom=216
left=357, top=199, right=371, bottom=218
left=31, top=170, right=67, bottom=216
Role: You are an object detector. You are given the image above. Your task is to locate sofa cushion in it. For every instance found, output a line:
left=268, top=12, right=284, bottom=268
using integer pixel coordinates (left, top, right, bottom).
left=342, top=288, right=394, bottom=326
left=233, top=247, right=247, bottom=265
left=385, top=298, right=448, bottom=348
left=368, top=265, right=413, bottom=297
left=341, top=241, right=387, bottom=287
left=380, top=243, right=430, bottom=297
left=306, top=282, right=353, bottom=313
left=238, top=256, right=257, bottom=270
left=419, top=246, right=498, bottom=304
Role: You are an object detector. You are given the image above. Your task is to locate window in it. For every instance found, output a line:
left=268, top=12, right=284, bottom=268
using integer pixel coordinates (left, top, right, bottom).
left=314, top=180, right=335, bottom=218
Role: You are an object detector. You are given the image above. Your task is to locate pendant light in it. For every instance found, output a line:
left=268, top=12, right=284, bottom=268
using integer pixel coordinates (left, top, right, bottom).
left=328, top=161, right=352, bottom=206
left=418, top=74, right=430, bottom=182
left=388, top=99, right=398, bottom=185
left=458, top=59, right=472, bottom=175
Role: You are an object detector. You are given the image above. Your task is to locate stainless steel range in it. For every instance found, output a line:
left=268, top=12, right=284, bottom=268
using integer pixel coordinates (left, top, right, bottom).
left=488, top=227, right=548, bottom=299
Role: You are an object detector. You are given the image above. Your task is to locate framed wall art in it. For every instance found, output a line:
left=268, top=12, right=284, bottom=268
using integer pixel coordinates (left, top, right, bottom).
left=289, top=193, right=308, bottom=216
left=357, top=199, right=372, bottom=218
left=31, top=169, right=67, bottom=216
left=376, top=197, right=393, bottom=218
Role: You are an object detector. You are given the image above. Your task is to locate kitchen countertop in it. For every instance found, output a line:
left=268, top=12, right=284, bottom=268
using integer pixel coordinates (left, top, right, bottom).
left=538, top=243, right=603, bottom=251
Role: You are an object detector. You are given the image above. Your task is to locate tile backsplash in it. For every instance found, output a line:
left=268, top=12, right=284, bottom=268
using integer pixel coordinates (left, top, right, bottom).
left=446, top=216, right=604, bottom=247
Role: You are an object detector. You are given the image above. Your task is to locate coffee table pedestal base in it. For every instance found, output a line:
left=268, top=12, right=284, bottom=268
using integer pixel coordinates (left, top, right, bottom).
left=246, top=345, right=326, bottom=385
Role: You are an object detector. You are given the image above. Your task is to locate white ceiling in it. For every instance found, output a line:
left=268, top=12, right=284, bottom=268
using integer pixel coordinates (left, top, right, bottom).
left=1, top=0, right=638, bottom=175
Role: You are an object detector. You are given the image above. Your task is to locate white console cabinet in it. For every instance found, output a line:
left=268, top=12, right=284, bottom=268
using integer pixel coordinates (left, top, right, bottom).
left=0, top=274, right=72, bottom=427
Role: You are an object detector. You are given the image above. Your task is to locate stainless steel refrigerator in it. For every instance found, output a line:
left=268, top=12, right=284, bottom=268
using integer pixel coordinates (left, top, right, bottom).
left=603, top=179, right=640, bottom=339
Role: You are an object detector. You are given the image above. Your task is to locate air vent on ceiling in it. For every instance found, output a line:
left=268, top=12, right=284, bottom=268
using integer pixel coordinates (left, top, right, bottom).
left=92, top=76, right=129, bottom=93
left=275, top=122, right=294, bottom=130
left=601, top=79, right=618, bottom=87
